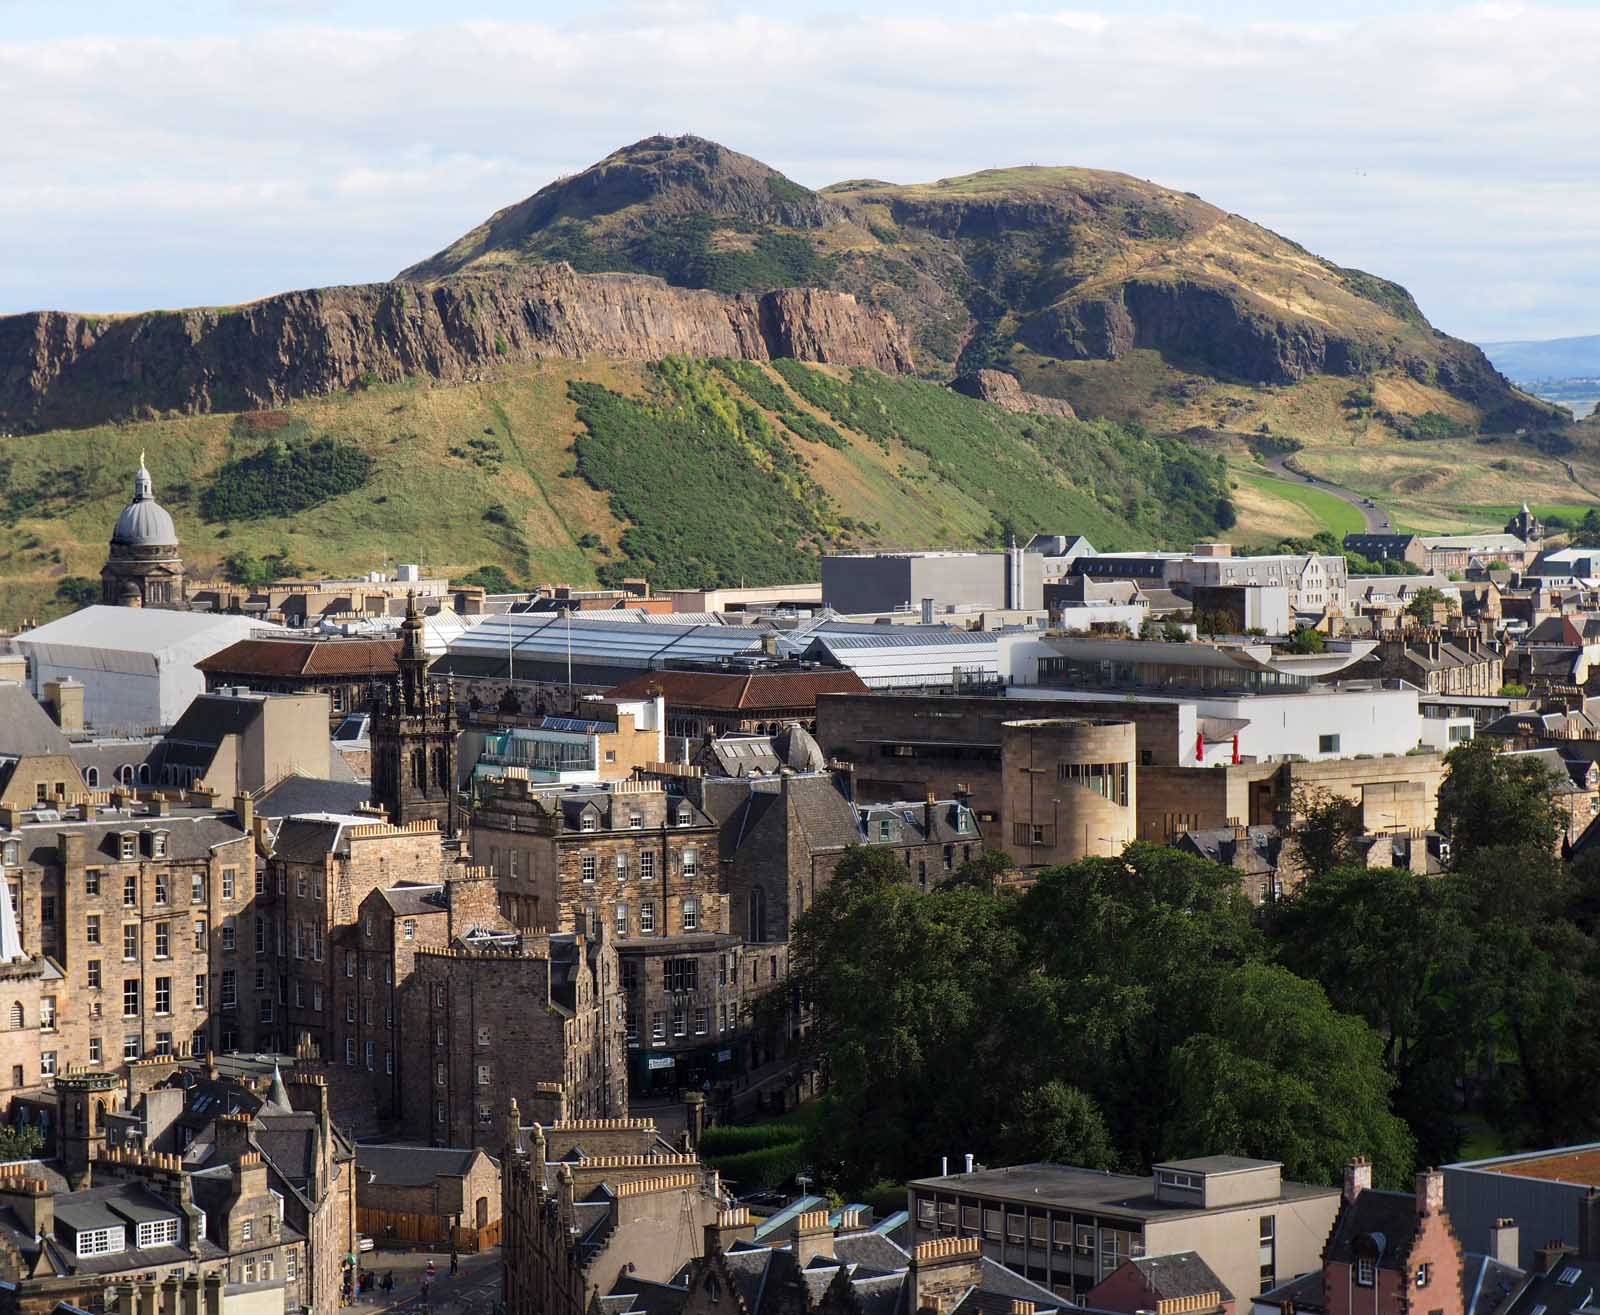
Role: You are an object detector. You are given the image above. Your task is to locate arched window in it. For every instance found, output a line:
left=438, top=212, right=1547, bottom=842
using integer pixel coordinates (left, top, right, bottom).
left=8, top=1002, right=23, bottom=1030
left=118, top=764, right=134, bottom=786
left=431, top=748, right=447, bottom=790
left=137, top=764, right=151, bottom=784
left=84, top=767, right=99, bottom=787
left=748, top=887, right=767, bottom=944
left=411, top=749, right=427, bottom=790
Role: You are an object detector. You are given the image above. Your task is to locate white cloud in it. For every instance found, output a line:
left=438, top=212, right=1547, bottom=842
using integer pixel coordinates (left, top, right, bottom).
left=1, top=4, right=1597, bottom=339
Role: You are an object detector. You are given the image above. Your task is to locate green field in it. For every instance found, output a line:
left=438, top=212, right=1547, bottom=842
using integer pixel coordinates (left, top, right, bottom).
left=1231, top=469, right=1365, bottom=538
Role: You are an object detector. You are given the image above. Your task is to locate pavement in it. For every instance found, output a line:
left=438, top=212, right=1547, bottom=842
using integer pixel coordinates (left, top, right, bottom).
left=1263, top=454, right=1389, bottom=531
left=349, top=1248, right=502, bottom=1315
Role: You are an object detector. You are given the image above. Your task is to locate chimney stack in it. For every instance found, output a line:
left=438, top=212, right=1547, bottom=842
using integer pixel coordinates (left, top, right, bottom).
left=1537, top=1240, right=1571, bottom=1275
left=1579, top=1189, right=1600, bottom=1259
left=1490, top=1218, right=1520, bottom=1268
left=1415, top=1168, right=1445, bottom=1217
left=790, top=1209, right=836, bottom=1266
left=1344, top=1156, right=1372, bottom=1204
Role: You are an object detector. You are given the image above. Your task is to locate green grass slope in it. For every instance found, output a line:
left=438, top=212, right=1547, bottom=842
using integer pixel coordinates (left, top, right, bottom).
left=0, top=358, right=1233, bottom=629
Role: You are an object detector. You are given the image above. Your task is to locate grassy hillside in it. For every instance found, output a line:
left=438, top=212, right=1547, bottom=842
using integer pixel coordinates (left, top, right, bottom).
left=0, top=359, right=1232, bottom=629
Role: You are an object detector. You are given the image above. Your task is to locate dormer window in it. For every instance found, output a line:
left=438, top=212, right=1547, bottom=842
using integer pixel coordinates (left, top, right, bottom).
left=119, top=833, right=137, bottom=861
left=580, top=813, right=598, bottom=832
left=1, top=840, right=17, bottom=867
left=149, top=830, right=168, bottom=859
left=1356, top=1258, right=1375, bottom=1287
left=76, top=1226, right=125, bottom=1257
left=629, top=812, right=643, bottom=829
left=676, top=808, right=692, bottom=827
left=137, top=1218, right=180, bottom=1248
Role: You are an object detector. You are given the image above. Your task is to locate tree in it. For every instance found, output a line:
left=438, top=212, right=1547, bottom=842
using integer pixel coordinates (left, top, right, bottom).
left=1286, top=626, right=1326, bottom=654
left=1167, top=962, right=1416, bottom=1187
left=1000, top=1081, right=1118, bottom=1170
left=1573, top=508, right=1600, bottom=548
left=53, top=576, right=98, bottom=608
left=457, top=564, right=519, bottom=594
left=1287, top=785, right=1364, bottom=879
left=945, top=849, right=1016, bottom=892
left=1436, top=737, right=1564, bottom=860
left=1160, top=617, right=1191, bottom=643
left=0, top=1123, right=44, bottom=1161
left=1405, top=586, right=1453, bottom=624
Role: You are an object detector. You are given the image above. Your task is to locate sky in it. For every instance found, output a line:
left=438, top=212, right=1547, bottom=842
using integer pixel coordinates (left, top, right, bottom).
left=3, top=0, right=1599, bottom=343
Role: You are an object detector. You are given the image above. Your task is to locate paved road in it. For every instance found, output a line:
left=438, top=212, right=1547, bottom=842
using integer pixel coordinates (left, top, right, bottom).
left=1262, top=454, right=1389, bottom=533
left=354, top=1250, right=502, bottom=1315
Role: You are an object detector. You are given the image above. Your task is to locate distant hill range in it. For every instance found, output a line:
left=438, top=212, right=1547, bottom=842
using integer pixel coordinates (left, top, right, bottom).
left=1480, top=334, right=1600, bottom=381
left=0, top=134, right=1564, bottom=435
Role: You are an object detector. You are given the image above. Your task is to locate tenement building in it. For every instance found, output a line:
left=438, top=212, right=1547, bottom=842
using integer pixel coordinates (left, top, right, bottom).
left=399, top=930, right=625, bottom=1148
left=470, top=774, right=746, bottom=1095
left=501, top=1109, right=724, bottom=1315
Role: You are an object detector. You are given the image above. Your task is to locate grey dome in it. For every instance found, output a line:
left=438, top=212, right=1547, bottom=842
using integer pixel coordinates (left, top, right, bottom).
left=111, top=459, right=178, bottom=547
left=774, top=724, right=826, bottom=773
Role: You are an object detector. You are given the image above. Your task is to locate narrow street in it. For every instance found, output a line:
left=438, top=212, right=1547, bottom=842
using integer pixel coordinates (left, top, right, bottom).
left=351, top=1250, right=502, bottom=1315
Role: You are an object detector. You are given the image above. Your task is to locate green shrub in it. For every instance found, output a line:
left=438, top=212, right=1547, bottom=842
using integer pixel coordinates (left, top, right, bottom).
left=54, top=576, right=99, bottom=608
left=699, top=1120, right=808, bottom=1155
left=701, top=1141, right=808, bottom=1191
left=457, top=565, right=519, bottom=594
left=200, top=437, right=374, bottom=521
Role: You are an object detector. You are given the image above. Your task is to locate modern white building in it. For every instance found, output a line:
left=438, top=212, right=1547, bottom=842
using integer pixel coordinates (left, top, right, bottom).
left=12, top=607, right=279, bottom=733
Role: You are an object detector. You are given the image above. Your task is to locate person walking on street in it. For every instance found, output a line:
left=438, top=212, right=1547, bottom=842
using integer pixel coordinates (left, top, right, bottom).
left=449, top=1248, right=459, bottom=1278
left=382, top=1273, right=394, bottom=1298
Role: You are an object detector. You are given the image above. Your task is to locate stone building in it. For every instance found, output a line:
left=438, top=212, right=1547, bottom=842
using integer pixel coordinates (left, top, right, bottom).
left=500, top=1109, right=724, bottom=1315
left=101, top=458, right=185, bottom=610
left=1318, top=1162, right=1466, bottom=1315
left=602, top=669, right=869, bottom=740
left=470, top=775, right=743, bottom=1096
left=1346, top=629, right=1503, bottom=696
left=0, top=682, right=89, bottom=811
left=352, top=1143, right=501, bottom=1240
left=369, top=596, right=457, bottom=832
left=1, top=792, right=259, bottom=1088
left=399, top=932, right=625, bottom=1149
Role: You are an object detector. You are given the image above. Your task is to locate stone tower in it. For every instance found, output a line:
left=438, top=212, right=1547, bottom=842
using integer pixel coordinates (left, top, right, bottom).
left=102, top=455, right=185, bottom=608
left=370, top=592, right=458, bottom=832
left=56, top=1069, right=122, bottom=1189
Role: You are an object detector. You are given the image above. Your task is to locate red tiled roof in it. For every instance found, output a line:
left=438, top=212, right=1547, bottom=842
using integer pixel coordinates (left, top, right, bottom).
left=197, top=638, right=401, bottom=679
left=604, top=668, right=867, bottom=711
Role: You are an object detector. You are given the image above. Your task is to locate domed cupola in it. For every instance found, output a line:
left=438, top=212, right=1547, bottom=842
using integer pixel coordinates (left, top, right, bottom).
left=101, top=453, right=186, bottom=608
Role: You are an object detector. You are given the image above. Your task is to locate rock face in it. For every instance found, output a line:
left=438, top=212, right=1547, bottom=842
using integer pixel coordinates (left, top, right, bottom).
left=951, top=369, right=1076, bottom=419
left=0, top=265, right=911, bottom=431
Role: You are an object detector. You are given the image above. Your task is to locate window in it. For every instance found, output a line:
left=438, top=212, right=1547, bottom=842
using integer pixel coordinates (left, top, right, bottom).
left=629, top=811, right=642, bottom=829
left=682, top=847, right=698, bottom=878
left=255, top=918, right=267, bottom=954
left=672, top=1007, right=686, bottom=1036
left=615, top=853, right=629, bottom=881
left=154, top=872, right=168, bottom=904
left=86, top=869, right=102, bottom=896
left=123, top=980, right=140, bottom=1017
left=40, top=997, right=55, bottom=1030
left=435, top=1061, right=446, bottom=1086
left=154, top=977, right=171, bottom=1014
left=89, top=1036, right=102, bottom=1064
left=221, top=917, right=236, bottom=952
left=123, top=1034, right=140, bottom=1060
left=365, top=1041, right=374, bottom=1070
left=154, top=921, right=170, bottom=958
left=616, top=904, right=629, bottom=936
left=88, top=959, right=102, bottom=988
left=677, top=807, right=693, bottom=827
left=192, top=873, right=205, bottom=903
left=122, top=924, right=138, bottom=961
left=154, top=1031, right=172, bottom=1057
left=345, top=1038, right=356, bottom=1066
left=221, top=970, right=237, bottom=1009
left=1260, top=1214, right=1276, bottom=1291
left=581, top=855, right=597, bottom=882
left=1319, top=734, right=1341, bottom=754
left=287, top=1252, right=297, bottom=1282
left=1415, top=1264, right=1431, bottom=1289
left=121, top=837, right=137, bottom=864
left=346, top=998, right=356, bottom=1024
left=694, top=1007, right=708, bottom=1034
left=345, top=951, right=356, bottom=978
left=361, top=912, right=371, bottom=937
left=682, top=897, right=698, bottom=931
left=640, top=851, right=655, bottom=881
left=651, top=1012, right=665, bottom=1043
left=640, top=902, right=655, bottom=933
left=476, top=1025, right=491, bottom=1048
left=242, top=1220, right=253, bottom=1241
left=312, top=984, right=323, bottom=1012
left=580, top=812, right=597, bottom=832
left=476, top=1063, right=490, bottom=1086
left=40, top=1051, right=56, bottom=1077
left=194, top=975, right=207, bottom=1008
left=664, top=958, right=698, bottom=993
left=403, top=918, right=416, bottom=941
left=384, top=1052, right=393, bottom=1075
left=1356, top=1258, right=1375, bottom=1287
left=76, top=1227, right=125, bottom=1257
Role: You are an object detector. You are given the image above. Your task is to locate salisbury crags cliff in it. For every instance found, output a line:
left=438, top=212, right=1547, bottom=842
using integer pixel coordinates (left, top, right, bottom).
left=404, top=134, right=1555, bottom=432
left=0, top=265, right=910, bottom=431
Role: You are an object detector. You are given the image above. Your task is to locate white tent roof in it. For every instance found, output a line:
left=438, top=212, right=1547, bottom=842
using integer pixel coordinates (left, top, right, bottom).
left=18, top=606, right=280, bottom=656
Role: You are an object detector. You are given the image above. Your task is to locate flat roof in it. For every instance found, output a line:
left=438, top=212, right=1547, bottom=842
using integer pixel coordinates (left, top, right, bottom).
left=1157, top=1155, right=1282, bottom=1176
left=1454, top=1144, right=1600, bottom=1185
left=907, top=1162, right=1334, bottom=1220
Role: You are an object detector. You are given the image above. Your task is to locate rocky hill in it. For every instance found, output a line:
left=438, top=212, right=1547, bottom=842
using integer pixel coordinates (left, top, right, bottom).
left=403, top=135, right=1559, bottom=435
left=0, top=265, right=908, bottom=431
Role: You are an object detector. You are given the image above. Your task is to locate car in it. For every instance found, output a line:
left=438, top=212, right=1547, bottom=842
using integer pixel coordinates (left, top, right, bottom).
left=357, top=1236, right=375, bottom=1253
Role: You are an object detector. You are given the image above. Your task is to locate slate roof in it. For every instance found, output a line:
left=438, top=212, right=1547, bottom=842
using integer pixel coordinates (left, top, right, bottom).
left=0, top=683, right=75, bottom=757
left=376, top=884, right=447, bottom=917
left=354, top=1144, right=486, bottom=1187
left=1124, top=1251, right=1232, bottom=1302
left=255, top=774, right=374, bottom=819
left=270, top=813, right=380, bottom=863
left=198, top=637, right=401, bottom=679
left=605, top=669, right=868, bottom=711
left=15, top=810, right=247, bottom=869
left=1324, top=1189, right=1421, bottom=1272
